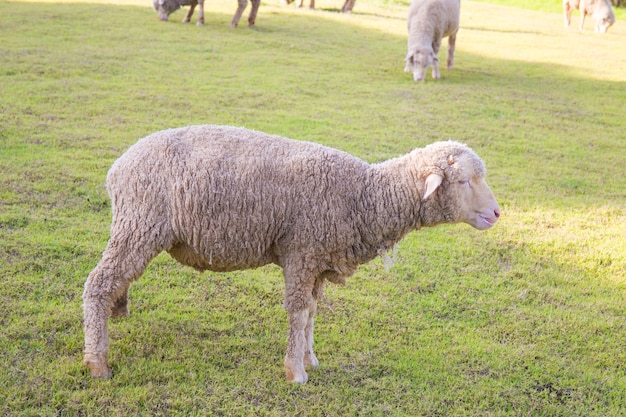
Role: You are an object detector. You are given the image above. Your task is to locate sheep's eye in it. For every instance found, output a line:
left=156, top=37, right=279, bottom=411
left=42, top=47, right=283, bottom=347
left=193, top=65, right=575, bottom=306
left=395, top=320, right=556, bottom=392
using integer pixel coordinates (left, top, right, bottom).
left=459, top=180, right=469, bottom=186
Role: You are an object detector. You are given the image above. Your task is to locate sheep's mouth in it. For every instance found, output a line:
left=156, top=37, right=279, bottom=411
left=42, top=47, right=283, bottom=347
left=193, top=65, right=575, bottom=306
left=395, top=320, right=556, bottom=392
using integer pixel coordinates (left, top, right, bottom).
left=478, top=214, right=498, bottom=229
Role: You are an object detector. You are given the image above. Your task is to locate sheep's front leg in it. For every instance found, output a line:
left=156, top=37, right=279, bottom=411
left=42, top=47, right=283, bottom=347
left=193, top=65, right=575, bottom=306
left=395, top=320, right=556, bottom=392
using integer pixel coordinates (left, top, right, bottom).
left=431, top=56, right=441, bottom=80
left=447, top=32, right=457, bottom=71
left=284, top=309, right=309, bottom=383
left=183, top=0, right=197, bottom=23
left=579, top=12, right=586, bottom=30
left=431, top=40, right=442, bottom=79
left=231, top=0, right=248, bottom=28
left=563, top=3, right=572, bottom=27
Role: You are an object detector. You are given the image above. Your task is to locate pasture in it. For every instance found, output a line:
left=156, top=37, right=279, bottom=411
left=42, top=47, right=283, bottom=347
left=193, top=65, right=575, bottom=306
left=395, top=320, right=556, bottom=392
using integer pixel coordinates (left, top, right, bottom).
left=1, top=0, right=625, bottom=415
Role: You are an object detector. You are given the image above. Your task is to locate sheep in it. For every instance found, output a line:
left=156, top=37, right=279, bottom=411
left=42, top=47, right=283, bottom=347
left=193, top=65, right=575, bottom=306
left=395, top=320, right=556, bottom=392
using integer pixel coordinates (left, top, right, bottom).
left=282, top=0, right=315, bottom=9
left=563, top=0, right=615, bottom=32
left=404, top=0, right=460, bottom=82
left=282, top=0, right=355, bottom=12
left=82, top=125, right=500, bottom=383
left=153, top=0, right=261, bottom=28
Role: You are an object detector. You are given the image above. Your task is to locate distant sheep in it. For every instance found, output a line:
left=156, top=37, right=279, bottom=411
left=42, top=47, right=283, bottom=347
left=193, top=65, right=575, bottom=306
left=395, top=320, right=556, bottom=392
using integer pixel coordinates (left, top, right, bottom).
left=283, top=0, right=314, bottom=9
left=83, top=125, right=500, bottom=383
left=153, top=0, right=260, bottom=28
left=404, top=0, right=460, bottom=82
left=282, top=0, right=355, bottom=12
left=563, top=0, right=615, bottom=32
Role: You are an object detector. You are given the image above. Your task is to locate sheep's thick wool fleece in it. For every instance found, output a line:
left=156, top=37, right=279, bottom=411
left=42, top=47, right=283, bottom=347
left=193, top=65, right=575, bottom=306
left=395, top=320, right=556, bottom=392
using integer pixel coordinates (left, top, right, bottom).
left=106, top=125, right=485, bottom=311
left=407, top=0, right=460, bottom=52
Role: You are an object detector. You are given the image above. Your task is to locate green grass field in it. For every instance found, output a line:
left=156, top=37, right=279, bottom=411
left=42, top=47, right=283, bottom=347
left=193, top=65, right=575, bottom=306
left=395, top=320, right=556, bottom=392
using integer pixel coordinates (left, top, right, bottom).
left=1, top=0, right=625, bottom=415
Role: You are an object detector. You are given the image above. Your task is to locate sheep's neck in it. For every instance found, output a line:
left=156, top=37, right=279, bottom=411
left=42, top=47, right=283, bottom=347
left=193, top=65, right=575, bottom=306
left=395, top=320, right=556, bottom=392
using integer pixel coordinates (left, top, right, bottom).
left=356, top=155, right=424, bottom=251
left=408, top=34, right=435, bottom=54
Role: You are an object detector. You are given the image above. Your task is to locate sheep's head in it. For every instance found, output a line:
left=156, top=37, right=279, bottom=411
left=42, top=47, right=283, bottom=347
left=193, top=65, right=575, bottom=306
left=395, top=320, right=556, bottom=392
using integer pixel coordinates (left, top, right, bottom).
left=404, top=50, right=437, bottom=82
left=153, top=0, right=182, bottom=21
left=595, top=13, right=615, bottom=33
left=419, top=141, right=500, bottom=230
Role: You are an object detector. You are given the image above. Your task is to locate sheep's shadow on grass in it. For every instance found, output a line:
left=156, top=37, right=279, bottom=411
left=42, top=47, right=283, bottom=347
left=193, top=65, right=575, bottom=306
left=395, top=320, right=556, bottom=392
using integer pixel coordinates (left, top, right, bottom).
left=319, top=7, right=406, bottom=21
left=464, top=26, right=544, bottom=35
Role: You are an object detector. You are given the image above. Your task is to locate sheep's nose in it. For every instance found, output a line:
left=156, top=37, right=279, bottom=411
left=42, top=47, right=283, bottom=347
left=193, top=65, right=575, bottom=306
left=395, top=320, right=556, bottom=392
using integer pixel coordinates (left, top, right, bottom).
left=494, top=208, right=501, bottom=219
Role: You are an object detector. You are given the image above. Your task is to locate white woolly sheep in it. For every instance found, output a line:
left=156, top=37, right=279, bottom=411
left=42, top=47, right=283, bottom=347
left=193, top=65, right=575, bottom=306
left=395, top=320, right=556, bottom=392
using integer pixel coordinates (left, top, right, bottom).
left=153, top=0, right=260, bottom=28
left=404, top=0, right=460, bottom=82
left=563, top=0, right=615, bottom=32
left=83, top=125, right=500, bottom=383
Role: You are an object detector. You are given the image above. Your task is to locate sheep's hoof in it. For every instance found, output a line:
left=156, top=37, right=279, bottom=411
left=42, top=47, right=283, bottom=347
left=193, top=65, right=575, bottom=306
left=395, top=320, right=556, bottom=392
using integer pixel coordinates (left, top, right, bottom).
left=285, top=367, right=308, bottom=383
left=196, top=20, right=204, bottom=26
left=284, top=358, right=308, bottom=383
left=84, top=354, right=113, bottom=379
left=304, top=352, right=319, bottom=368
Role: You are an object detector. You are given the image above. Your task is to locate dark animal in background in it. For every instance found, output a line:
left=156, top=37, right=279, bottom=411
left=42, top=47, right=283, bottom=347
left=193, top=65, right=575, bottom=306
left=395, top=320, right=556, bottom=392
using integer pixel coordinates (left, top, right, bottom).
left=153, top=0, right=261, bottom=28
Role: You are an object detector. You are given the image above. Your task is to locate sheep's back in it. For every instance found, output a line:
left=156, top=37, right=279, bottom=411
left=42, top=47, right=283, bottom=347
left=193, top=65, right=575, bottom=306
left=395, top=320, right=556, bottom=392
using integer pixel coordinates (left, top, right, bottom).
left=108, top=125, right=368, bottom=271
left=407, top=0, right=460, bottom=48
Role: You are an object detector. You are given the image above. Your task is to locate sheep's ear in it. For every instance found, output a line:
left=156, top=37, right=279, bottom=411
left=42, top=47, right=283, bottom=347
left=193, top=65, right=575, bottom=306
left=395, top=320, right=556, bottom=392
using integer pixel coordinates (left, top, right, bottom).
left=423, top=173, right=443, bottom=201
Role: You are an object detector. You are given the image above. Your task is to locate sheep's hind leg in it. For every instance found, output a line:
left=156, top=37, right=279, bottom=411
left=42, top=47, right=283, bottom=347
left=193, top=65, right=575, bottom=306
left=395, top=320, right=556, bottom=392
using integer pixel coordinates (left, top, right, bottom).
left=83, top=240, right=162, bottom=379
left=284, top=308, right=309, bottom=383
left=111, top=286, right=130, bottom=318
left=247, top=0, right=261, bottom=26
left=196, top=0, right=205, bottom=25
left=303, top=300, right=319, bottom=368
left=447, top=32, right=457, bottom=70
left=304, top=276, right=325, bottom=368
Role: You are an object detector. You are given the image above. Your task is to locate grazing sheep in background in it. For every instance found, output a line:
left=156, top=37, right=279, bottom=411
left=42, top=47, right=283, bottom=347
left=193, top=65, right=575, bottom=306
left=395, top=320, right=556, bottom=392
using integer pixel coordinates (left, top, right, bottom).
left=563, top=0, right=615, bottom=32
left=283, top=0, right=355, bottom=12
left=83, top=125, right=500, bottom=383
left=282, top=0, right=315, bottom=9
left=153, top=0, right=261, bottom=28
left=404, top=0, right=460, bottom=82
